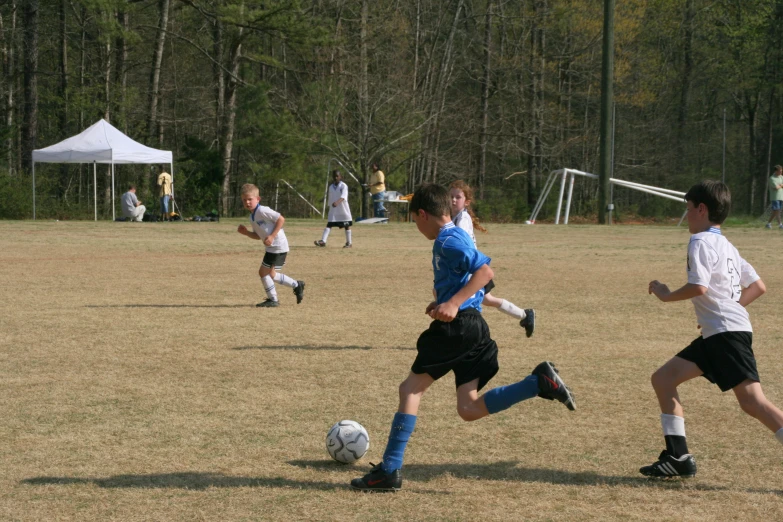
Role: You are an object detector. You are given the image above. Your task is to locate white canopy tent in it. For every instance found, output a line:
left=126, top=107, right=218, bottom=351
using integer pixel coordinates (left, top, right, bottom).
left=31, top=119, right=173, bottom=220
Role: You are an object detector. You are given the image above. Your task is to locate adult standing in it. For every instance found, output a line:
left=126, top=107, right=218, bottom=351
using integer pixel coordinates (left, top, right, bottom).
left=121, top=185, right=146, bottom=222
left=157, top=166, right=173, bottom=221
left=766, top=165, right=783, bottom=229
left=369, top=163, right=386, bottom=218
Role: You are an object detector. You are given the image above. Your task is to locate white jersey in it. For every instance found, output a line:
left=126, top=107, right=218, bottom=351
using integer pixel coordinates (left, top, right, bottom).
left=327, top=181, right=352, bottom=222
left=250, top=204, right=289, bottom=254
left=686, top=227, right=759, bottom=338
left=452, top=209, right=476, bottom=245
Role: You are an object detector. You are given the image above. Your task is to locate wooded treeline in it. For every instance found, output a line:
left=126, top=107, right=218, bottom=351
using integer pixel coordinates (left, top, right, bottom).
left=1, top=0, right=782, bottom=220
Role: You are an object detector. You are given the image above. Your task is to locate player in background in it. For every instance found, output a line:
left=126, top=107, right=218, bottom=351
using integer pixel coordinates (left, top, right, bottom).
left=237, top=183, right=305, bottom=307
left=350, top=183, right=575, bottom=492
left=315, top=170, right=353, bottom=248
left=449, top=181, right=535, bottom=337
left=641, top=180, right=783, bottom=478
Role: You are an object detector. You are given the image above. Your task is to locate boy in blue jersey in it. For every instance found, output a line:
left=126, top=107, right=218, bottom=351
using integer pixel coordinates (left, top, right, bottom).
left=350, top=183, right=576, bottom=492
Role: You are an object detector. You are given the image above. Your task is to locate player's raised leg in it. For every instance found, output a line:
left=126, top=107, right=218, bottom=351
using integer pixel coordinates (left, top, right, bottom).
left=483, top=293, right=535, bottom=338
left=351, top=372, right=433, bottom=492
left=733, top=380, right=783, bottom=437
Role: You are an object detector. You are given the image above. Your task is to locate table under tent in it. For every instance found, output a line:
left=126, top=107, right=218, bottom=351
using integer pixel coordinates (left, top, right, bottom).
left=31, top=119, right=173, bottom=220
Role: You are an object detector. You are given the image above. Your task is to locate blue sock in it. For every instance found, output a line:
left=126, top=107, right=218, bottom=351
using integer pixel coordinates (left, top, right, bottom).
left=483, top=375, right=539, bottom=414
left=381, top=412, right=417, bottom=473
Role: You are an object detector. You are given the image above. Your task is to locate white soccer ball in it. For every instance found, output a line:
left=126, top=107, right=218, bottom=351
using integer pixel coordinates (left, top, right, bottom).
left=326, top=420, right=370, bottom=464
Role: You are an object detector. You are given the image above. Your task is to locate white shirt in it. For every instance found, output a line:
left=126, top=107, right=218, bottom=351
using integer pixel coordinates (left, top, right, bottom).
left=250, top=204, right=289, bottom=254
left=686, top=228, right=759, bottom=338
left=327, top=181, right=352, bottom=222
left=452, top=209, right=476, bottom=245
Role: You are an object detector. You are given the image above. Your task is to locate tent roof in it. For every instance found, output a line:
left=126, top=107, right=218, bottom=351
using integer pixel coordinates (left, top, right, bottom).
left=32, top=119, right=172, bottom=164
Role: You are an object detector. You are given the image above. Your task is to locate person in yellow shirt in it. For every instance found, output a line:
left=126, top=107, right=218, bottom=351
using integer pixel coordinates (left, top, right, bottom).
left=157, top=166, right=173, bottom=221
left=369, top=163, right=386, bottom=218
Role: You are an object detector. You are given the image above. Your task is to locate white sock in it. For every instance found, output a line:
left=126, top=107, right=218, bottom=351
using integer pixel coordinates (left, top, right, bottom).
left=274, top=273, right=298, bottom=288
left=498, top=299, right=525, bottom=320
left=775, top=427, right=783, bottom=445
left=261, top=275, right=278, bottom=301
left=321, top=228, right=330, bottom=243
left=660, top=414, right=686, bottom=437
left=345, top=229, right=352, bottom=244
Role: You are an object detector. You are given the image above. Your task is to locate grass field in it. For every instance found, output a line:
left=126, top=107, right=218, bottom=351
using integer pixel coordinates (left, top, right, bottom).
left=2, top=218, right=783, bottom=521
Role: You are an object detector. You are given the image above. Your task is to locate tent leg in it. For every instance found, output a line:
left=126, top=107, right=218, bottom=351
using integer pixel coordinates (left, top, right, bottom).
left=32, top=162, right=36, bottom=220
left=111, top=162, right=115, bottom=221
left=93, top=162, right=97, bottom=221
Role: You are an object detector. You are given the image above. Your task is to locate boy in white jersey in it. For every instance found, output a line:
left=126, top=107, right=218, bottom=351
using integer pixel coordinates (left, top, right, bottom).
left=640, top=180, right=783, bottom=478
left=237, top=183, right=305, bottom=307
left=314, top=170, right=353, bottom=248
left=449, top=181, right=535, bottom=337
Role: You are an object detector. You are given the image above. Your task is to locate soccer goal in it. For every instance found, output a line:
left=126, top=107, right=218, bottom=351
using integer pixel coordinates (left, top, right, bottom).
left=527, top=168, right=687, bottom=225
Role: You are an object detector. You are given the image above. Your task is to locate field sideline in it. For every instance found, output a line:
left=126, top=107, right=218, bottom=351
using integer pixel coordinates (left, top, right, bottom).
left=2, top=219, right=783, bottom=521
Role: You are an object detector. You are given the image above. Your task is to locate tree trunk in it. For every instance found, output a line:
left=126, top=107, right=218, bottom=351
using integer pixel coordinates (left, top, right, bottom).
left=148, top=0, right=170, bottom=143
left=213, top=17, right=224, bottom=149
left=359, top=0, right=370, bottom=218
left=21, top=0, right=38, bottom=174
left=59, top=0, right=67, bottom=137
left=220, top=34, right=243, bottom=217
left=116, top=8, right=128, bottom=132
left=478, top=1, right=493, bottom=199
left=3, top=3, right=16, bottom=175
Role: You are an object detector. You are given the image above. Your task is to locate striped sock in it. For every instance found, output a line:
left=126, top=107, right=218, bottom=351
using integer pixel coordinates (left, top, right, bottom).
left=261, top=275, right=278, bottom=301
left=274, top=273, right=298, bottom=288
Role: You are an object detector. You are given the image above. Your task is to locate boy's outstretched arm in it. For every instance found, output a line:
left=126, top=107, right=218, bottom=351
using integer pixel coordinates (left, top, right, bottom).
left=648, top=280, right=706, bottom=302
left=739, top=279, right=766, bottom=307
left=429, top=264, right=493, bottom=322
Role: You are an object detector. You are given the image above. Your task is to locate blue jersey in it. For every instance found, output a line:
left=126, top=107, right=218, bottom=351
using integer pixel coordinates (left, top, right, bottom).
left=432, top=222, right=491, bottom=312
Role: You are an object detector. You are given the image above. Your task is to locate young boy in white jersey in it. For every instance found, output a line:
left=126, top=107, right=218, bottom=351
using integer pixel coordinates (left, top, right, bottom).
left=350, top=183, right=575, bottom=492
left=449, top=181, right=535, bottom=337
left=237, top=183, right=305, bottom=307
left=641, top=180, right=783, bottom=478
left=315, top=170, right=353, bottom=248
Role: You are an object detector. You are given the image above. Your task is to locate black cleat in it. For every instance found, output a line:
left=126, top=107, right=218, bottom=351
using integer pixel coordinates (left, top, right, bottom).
left=640, top=450, right=697, bottom=478
left=256, top=299, right=279, bottom=308
left=314, top=240, right=326, bottom=247
left=293, top=281, right=305, bottom=304
left=350, top=462, right=402, bottom=492
left=344, top=242, right=352, bottom=248
left=532, top=361, right=576, bottom=411
left=520, top=309, right=535, bottom=338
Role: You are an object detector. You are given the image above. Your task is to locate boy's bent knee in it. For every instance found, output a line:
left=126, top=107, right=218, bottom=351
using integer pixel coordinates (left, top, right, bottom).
left=456, top=405, right=481, bottom=422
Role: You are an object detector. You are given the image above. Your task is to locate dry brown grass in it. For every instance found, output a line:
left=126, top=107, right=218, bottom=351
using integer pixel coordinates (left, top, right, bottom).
left=2, top=219, right=783, bottom=521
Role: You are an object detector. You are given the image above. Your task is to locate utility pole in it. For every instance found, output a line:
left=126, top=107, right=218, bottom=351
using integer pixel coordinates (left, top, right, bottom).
left=598, top=0, right=615, bottom=224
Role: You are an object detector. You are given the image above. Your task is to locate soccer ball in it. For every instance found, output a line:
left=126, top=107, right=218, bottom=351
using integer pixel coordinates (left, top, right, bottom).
left=326, top=420, right=370, bottom=464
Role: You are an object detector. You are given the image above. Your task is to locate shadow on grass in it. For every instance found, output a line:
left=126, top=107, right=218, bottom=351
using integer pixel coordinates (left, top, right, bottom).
left=85, top=304, right=253, bottom=309
left=22, top=472, right=338, bottom=491
left=288, top=459, right=783, bottom=495
left=233, top=345, right=413, bottom=351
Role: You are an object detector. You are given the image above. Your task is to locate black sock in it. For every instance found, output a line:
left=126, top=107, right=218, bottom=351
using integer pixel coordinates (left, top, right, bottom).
left=664, top=435, right=689, bottom=458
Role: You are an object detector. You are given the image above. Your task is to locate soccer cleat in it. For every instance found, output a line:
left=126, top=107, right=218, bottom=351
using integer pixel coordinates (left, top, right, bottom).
left=779, top=224, right=783, bottom=230
left=532, top=361, right=576, bottom=411
left=344, top=242, right=352, bottom=248
left=314, top=240, right=326, bottom=247
left=520, top=309, right=535, bottom=338
left=293, top=281, right=305, bottom=304
left=256, top=299, right=279, bottom=308
left=640, top=450, right=697, bottom=478
left=350, top=462, right=402, bottom=492
left=765, top=223, right=772, bottom=229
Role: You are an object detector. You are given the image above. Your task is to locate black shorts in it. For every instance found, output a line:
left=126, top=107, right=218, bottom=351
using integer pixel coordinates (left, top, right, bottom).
left=261, top=252, right=288, bottom=269
left=483, top=279, right=496, bottom=294
left=411, top=309, right=499, bottom=391
left=327, top=221, right=353, bottom=228
left=677, top=332, right=759, bottom=392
